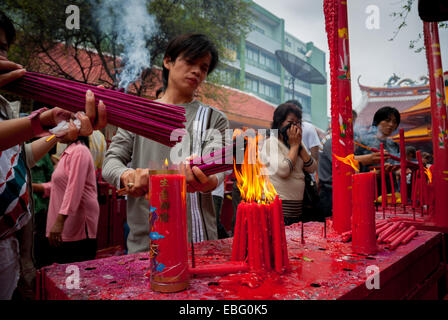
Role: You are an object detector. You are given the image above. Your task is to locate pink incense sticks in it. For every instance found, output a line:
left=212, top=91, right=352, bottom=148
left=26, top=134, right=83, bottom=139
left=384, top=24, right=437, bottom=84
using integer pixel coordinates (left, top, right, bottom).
left=3, top=72, right=186, bottom=147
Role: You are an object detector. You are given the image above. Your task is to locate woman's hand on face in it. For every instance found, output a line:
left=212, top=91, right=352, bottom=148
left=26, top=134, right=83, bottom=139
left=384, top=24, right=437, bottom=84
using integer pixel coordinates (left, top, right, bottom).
left=287, top=124, right=301, bottom=147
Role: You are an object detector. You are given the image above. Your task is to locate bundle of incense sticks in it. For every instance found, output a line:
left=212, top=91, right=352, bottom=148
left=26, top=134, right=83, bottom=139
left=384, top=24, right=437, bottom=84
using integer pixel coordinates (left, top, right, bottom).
left=354, top=141, right=419, bottom=170
left=3, top=72, right=186, bottom=147
left=189, top=143, right=237, bottom=175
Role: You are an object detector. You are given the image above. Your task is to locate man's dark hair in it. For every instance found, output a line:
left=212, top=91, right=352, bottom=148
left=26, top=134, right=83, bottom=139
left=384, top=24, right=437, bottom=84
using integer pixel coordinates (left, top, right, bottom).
left=0, top=10, right=16, bottom=47
left=284, top=99, right=303, bottom=112
left=162, top=33, right=219, bottom=89
left=406, top=146, right=416, bottom=157
left=272, top=102, right=302, bottom=129
left=155, top=87, right=164, bottom=99
left=372, top=106, right=401, bottom=127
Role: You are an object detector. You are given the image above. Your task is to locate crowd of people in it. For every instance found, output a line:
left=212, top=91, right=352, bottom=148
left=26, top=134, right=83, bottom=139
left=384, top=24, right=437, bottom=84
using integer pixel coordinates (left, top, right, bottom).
left=0, top=10, right=435, bottom=300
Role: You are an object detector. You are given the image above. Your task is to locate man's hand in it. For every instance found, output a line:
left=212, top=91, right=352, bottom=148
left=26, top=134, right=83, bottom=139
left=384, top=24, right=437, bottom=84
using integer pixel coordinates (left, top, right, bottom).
left=119, top=168, right=150, bottom=198
left=0, top=57, right=26, bottom=87
left=184, top=156, right=218, bottom=193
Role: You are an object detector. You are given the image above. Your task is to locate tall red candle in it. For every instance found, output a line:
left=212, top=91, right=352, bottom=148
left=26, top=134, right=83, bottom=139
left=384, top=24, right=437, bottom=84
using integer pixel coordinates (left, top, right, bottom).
left=374, top=170, right=378, bottom=203
left=380, top=143, right=387, bottom=209
left=352, top=173, right=377, bottom=255
left=423, top=22, right=448, bottom=228
left=259, top=204, right=271, bottom=270
left=149, top=169, right=189, bottom=293
left=389, top=171, right=396, bottom=206
left=416, top=151, right=426, bottom=208
left=231, top=203, right=243, bottom=261
left=399, top=129, right=407, bottom=207
left=272, top=196, right=283, bottom=272
left=324, top=0, right=354, bottom=233
left=411, top=171, right=418, bottom=209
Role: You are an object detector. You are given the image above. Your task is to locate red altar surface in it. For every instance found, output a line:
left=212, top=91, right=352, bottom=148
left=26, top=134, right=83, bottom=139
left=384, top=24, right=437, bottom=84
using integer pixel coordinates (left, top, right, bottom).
left=36, top=220, right=445, bottom=300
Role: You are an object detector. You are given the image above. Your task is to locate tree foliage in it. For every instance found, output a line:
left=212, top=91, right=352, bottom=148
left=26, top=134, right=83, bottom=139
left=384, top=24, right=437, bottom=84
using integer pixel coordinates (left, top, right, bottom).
left=389, top=0, right=447, bottom=53
left=0, top=0, right=253, bottom=99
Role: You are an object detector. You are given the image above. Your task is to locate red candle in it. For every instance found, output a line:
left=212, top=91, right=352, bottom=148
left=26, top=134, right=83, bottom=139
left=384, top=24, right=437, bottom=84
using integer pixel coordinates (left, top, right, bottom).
left=389, top=171, right=396, bottom=206
left=246, top=204, right=255, bottom=269
left=380, top=143, right=387, bottom=209
left=423, top=22, right=448, bottom=228
left=189, top=261, right=248, bottom=276
left=351, top=172, right=377, bottom=255
left=231, top=203, right=243, bottom=261
left=374, top=170, right=378, bottom=204
left=411, top=171, right=417, bottom=209
left=272, top=196, right=283, bottom=273
left=324, top=0, right=354, bottom=234
left=251, top=205, right=262, bottom=270
left=278, top=198, right=289, bottom=268
left=399, top=129, right=407, bottom=207
left=416, top=151, right=425, bottom=208
left=259, top=204, right=271, bottom=270
left=149, top=169, right=189, bottom=293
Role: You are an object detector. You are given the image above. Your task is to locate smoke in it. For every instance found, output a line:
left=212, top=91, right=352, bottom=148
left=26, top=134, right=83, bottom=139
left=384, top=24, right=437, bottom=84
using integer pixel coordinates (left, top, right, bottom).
left=91, top=0, right=158, bottom=90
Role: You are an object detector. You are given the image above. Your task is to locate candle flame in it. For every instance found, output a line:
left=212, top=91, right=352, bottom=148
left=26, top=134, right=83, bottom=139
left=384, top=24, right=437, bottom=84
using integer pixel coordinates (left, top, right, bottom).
left=233, top=128, right=277, bottom=203
left=333, top=153, right=359, bottom=172
left=424, top=167, right=432, bottom=184
left=164, top=158, right=169, bottom=168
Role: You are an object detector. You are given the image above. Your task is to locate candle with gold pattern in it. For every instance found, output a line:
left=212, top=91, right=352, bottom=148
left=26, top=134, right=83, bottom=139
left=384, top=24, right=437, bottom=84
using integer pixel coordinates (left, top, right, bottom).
left=148, top=160, right=188, bottom=293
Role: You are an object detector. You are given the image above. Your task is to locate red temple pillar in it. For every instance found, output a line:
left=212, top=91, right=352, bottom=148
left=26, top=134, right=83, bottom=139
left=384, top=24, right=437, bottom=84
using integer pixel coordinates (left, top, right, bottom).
left=324, top=0, right=354, bottom=233
left=423, top=22, right=448, bottom=228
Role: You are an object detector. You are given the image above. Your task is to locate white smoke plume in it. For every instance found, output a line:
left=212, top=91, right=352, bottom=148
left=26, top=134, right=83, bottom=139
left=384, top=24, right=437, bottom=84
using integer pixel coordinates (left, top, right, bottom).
left=91, top=0, right=158, bottom=91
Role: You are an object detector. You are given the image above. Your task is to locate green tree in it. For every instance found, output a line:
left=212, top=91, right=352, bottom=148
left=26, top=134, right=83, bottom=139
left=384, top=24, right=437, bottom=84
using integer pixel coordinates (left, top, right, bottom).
left=389, top=0, right=447, bottom=53
left=1, top=0, right=253, bottom=100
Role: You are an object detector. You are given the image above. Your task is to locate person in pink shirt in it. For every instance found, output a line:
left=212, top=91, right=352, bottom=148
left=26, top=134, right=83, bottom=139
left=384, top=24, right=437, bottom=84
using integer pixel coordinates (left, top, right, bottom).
left=41, top=135, right=99, bottom=264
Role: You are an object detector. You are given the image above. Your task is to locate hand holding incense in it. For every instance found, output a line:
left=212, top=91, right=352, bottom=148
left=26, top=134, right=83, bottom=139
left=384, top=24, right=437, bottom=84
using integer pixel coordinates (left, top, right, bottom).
left=3, top=72, right=186, bottom=147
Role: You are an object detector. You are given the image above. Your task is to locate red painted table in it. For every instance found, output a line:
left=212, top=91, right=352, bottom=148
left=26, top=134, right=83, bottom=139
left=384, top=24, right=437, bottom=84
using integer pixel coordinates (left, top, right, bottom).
left=36, top=221, right=446, bottom=300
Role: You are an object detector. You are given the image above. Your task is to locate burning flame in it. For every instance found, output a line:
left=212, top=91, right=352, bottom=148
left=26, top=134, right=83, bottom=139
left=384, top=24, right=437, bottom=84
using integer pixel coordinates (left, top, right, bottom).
left=164, top=158, right=169, bottom=168
left=233, top=129, right=277, bottom=203
left=424, top=167, right=432, bottom=184
left=333, top=153, right=360, bottom=172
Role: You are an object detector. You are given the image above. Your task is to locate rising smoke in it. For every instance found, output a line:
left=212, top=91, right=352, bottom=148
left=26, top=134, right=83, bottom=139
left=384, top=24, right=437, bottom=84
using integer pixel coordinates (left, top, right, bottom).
left=91, top=0, right=158, bottom=91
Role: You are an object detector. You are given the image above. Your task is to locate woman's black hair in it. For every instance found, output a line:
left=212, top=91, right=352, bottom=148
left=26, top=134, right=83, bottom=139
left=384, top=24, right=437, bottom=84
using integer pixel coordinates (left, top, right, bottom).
left=162, top=33, right=219, bottom=89
left=0, top=11, right=16, bottom=47
left=271, top=102, right=302, bottom=129
left=73, top=135, right=90, bottom=148
left=372, top=106, right=400, bottom=127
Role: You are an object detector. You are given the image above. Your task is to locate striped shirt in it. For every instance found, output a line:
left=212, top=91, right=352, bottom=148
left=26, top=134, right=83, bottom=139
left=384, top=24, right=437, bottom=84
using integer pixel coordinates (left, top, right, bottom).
left=0, top=96, right=32, bottom=239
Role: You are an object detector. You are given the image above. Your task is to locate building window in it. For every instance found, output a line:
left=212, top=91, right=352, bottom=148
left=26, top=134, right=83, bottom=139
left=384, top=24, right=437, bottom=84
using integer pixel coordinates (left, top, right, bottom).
left=245, top=78, right=258, bottom=93
left=246, top=46, right=259, bottom=63
left=259, top=81, right=278, bottom=99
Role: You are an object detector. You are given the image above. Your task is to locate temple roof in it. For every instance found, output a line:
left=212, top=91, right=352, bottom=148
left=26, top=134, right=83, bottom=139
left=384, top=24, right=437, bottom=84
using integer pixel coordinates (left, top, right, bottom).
left=392, top=124, right=431, bottom=143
